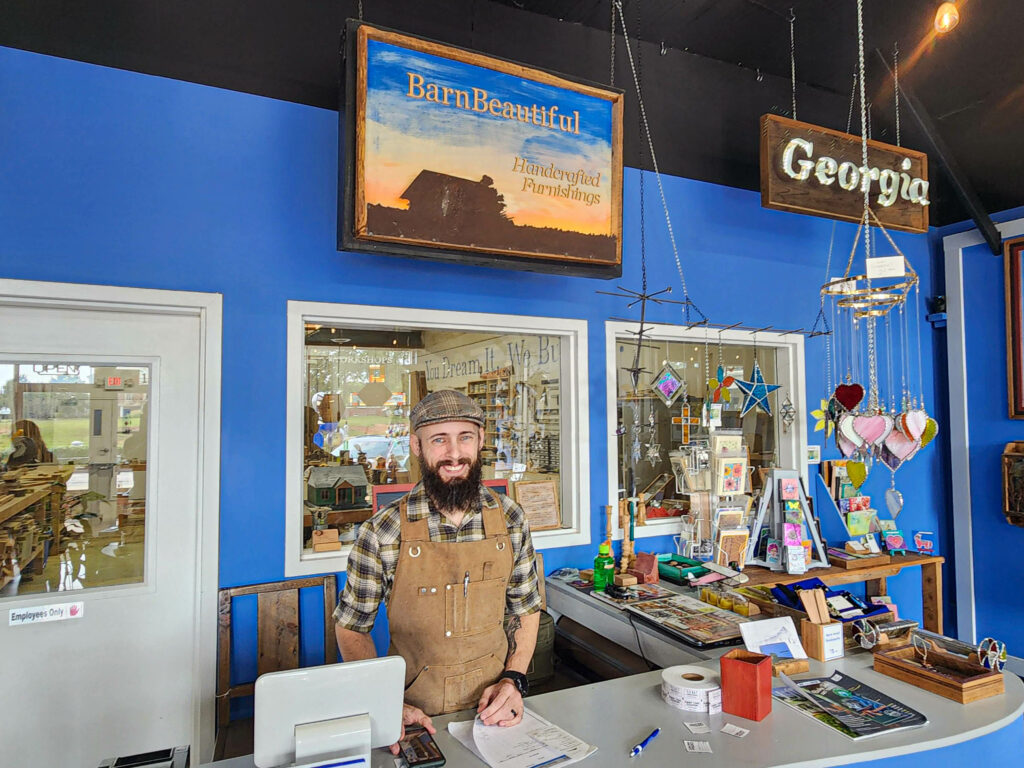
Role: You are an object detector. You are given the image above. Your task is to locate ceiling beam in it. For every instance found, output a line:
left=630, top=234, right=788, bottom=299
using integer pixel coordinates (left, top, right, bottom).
left=874, top=48, right=1000, bottom=254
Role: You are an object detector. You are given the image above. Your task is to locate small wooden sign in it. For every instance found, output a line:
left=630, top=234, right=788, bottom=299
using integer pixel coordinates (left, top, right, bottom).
left=760, top=114, right=929, bottom=233
left=513, top=479, right=561, bottom=531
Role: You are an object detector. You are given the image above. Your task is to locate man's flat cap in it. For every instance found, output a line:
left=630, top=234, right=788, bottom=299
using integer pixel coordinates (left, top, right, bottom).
left=410, top=389, right=485, bottom=431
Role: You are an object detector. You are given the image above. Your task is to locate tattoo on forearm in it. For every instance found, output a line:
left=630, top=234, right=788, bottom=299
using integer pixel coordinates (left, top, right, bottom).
left=505, top=615, right=521, bottom=664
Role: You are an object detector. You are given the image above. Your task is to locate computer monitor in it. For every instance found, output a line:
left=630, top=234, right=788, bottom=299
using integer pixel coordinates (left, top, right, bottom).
left=253, top=656, right=405, bottom=768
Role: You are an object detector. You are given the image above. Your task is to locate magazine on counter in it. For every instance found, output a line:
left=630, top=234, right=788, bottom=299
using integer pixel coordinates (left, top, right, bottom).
left=588, top=583, right=675, bottom=608
left=624, top=593, right=748, bottom=648
left=772, top=670, right=928, bottom=740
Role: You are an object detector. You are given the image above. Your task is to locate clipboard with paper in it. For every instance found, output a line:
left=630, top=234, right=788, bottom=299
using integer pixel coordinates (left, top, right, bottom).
left=447, top=709, right=596, bottom=768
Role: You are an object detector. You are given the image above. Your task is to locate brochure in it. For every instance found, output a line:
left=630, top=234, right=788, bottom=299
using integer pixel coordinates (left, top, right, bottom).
left=625, top=593, right=748, bottom=648
left=588, top=583, right=675, bottom=608
left=772, top=670, right=928, bottom=740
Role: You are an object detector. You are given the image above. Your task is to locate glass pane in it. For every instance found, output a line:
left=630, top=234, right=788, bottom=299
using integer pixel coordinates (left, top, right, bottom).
left=302, top=325, right=566, bottom=555
left=614, top=337, right=780, bottom=514
left=0, top=363, right=149, bottom=597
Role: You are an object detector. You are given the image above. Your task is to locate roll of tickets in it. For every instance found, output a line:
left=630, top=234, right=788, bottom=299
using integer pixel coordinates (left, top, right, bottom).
left=661, top=665, right=723, bottom=714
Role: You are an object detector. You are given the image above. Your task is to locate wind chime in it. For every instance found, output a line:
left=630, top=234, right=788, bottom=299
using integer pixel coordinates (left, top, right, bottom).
left=816, top=0, right=939, bottom=518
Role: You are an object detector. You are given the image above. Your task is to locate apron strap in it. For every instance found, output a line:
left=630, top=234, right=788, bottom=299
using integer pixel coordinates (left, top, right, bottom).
left=481, top=488, right=508, bottom=538
left=400, top=495, right=430, bottom=542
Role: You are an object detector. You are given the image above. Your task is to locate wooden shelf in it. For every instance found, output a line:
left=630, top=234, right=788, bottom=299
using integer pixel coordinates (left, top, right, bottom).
left=0, top=488, right=50, bottom=527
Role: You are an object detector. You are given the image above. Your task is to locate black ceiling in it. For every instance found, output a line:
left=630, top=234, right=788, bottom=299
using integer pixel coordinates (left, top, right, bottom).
left=3, top=0, right=1022, bottom=227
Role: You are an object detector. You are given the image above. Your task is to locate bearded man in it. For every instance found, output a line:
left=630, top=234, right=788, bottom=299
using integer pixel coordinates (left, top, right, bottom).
left=334, top=389, right=541, bottom=755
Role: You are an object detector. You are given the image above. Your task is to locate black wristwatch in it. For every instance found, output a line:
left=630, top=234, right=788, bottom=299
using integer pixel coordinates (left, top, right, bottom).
left=499, top=670, right=529, bottom=697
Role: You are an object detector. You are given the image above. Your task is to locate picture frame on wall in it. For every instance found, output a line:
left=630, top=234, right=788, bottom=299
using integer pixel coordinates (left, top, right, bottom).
left=1005, top=237, right=1024, bottom=418
left=341, top=21, right=624, bottom=277
left=513, top=479, right=562, bottom=531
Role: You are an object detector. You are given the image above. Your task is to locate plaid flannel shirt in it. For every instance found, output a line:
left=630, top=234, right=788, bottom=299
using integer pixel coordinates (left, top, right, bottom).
left=334, top=482, right=541, bottom=633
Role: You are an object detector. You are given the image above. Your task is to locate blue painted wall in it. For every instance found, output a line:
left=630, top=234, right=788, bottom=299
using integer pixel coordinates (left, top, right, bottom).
left=934, top=207, right=1024, bottom=652
left=0, top=47, right=946, bottom=643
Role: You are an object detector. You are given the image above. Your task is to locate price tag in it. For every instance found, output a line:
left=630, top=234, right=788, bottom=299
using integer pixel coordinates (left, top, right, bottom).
left=865, top=256, right=906, bottom=279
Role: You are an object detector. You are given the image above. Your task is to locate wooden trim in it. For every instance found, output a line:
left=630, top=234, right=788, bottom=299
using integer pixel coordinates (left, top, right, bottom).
left=221, top=576, right=332, bottom=599
left=1004, top=237, right=1024, bottom=418
left=359, top=25, right=624, bottom=99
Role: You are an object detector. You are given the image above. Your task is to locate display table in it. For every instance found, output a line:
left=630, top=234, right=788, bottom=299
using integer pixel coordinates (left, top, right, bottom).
left=544, top=554, right=945, bottom=665
left=202, top=653, right=1024, bottom=768
left=742, top=553, right=945, bottom=633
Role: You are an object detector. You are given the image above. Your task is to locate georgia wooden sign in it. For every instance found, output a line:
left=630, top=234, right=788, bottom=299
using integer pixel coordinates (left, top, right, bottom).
left=760, top=114, right=929, bottom=233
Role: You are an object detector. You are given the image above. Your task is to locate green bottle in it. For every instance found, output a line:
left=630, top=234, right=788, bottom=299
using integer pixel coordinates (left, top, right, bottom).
left=593, top=542, right=616, bottom=592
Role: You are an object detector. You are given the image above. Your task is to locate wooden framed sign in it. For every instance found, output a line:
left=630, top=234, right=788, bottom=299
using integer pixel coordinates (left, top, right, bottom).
left=340, top=21, right=624, bottom=277
left=1005, top=237, right=1024, bottom=418
left=760, top=114, right=929, bottom=233
left=513, top=479, right=561, bottom=531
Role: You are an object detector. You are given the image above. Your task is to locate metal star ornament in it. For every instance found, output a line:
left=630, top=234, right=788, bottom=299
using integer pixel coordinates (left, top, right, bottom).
left=735, top=360, right=781, bottom=417
left=646, top=442, right=662, bottom=467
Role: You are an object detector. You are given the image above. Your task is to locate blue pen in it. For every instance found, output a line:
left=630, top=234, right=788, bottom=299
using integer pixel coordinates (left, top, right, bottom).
left=629, top=727, right=660, bottom=757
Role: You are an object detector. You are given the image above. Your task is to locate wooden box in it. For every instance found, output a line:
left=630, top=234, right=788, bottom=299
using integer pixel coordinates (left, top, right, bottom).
left=828, top=552, right=892, bottom=570
left=311, top=528, right=342, bottom=552
left=801, top=619, right=845, bottom=662
left=720, top=649, right=772, bottom=721
left=873, top=644, right=1005, bottom=704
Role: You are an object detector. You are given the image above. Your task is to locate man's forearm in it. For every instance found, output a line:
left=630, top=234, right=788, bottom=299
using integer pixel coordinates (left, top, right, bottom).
left=336, top=625, right=378, bottom=662
left=503, top=610, right=540, bottom=674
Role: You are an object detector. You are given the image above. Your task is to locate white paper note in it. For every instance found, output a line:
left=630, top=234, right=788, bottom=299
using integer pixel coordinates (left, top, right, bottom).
left=721, top=723, right=750, bottom=738
left=448, top=710, right=596, bottom=768
left=684, top=721, right=711, bottom=734
left=684, top=740, right=713, bottom=753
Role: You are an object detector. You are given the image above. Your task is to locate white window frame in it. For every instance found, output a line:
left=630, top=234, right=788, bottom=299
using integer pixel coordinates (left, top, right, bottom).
left=286, top=300, right=591, bottom=576
left=604, top=320, right=807, bottom=541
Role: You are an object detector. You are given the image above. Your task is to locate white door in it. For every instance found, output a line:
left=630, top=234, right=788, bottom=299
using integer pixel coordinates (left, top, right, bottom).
left=0, top=281, right=221, bottom=767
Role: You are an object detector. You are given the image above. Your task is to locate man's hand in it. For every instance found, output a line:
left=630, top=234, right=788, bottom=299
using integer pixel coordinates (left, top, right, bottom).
left=388, top=703, right=436, bottom=756
left=476, top=678, right=523, bottom=727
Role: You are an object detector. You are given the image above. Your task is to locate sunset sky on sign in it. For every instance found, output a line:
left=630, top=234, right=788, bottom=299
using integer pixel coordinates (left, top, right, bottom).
left=363, top=39, right=615, bottom=235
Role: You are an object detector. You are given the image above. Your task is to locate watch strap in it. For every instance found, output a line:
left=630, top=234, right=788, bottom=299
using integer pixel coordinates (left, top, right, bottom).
left=499, top=670, right=529, bottom=696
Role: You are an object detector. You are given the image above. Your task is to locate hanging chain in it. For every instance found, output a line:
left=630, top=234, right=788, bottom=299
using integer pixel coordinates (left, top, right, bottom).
left=358, top=0, right=364, bottom=20
left=704, top=326, right=712, bottom=386
left=856, top=0, right=878, bottom=409
left=847, top=68, right=857, bottom=134
left=914, top=282, right=924, bottom=408
left=856, top=0, right=870, bottom=261
left=610, top=0, right=616, bottom=87
left=634, top=0, right=647, bottom=292
left=893, top=42, right=901, bottom=147
left=613, top=1, right=692, bottom=310
left=789, top=8, right=798, bottom=120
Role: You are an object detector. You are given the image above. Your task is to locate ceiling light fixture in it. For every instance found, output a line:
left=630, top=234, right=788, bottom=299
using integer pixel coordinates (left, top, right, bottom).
left=934, top=2, right=960, bottom=34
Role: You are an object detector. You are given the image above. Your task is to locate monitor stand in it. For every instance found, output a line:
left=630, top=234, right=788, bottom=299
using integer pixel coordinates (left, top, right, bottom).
left=292, top=712, right=370, bottom=768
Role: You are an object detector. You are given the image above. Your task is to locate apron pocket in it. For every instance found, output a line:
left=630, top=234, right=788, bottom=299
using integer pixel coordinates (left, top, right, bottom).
left=445, top=577, right=506, bottom=637
left=404, top=665, right=443, bottom=717
left=443, top=652, right=504, bottom=713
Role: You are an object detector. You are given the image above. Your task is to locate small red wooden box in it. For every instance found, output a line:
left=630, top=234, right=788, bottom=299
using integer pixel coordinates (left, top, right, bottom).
left=720, top=649, right=772, bottom=721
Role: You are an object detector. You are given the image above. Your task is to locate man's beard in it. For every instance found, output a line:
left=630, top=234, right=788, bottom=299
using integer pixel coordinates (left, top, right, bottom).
left=420, top=454, right=483, bottom=512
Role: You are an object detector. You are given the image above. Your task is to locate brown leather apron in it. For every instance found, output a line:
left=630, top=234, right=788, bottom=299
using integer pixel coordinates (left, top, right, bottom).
left=387, top=490, right=514, bottom=716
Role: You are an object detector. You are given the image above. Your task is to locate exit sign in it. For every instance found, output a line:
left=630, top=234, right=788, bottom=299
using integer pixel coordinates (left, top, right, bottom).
left=105, top=376, right=124, bottom=390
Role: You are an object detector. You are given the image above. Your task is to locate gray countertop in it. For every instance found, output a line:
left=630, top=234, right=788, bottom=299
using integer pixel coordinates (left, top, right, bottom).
left=205, top=652, right=1024, bottom=768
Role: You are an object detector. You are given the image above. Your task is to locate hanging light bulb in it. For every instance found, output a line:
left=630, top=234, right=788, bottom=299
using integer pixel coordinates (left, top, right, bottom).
left=934, top=2, right=960, bottom=34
